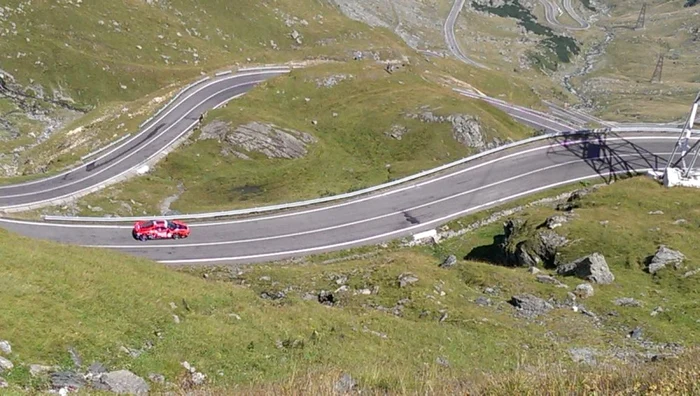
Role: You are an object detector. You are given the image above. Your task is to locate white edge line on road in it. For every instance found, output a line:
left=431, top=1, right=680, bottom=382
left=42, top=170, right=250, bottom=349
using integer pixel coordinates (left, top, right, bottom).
left=1, top=135, right=680, bottom=230
left=0, top=69, right=288, bottom=192
left=156, top=167, right=656, bottom=264
left=86, top=152, right=672, bottom=249
left=0, top=80, right=266, bottom=200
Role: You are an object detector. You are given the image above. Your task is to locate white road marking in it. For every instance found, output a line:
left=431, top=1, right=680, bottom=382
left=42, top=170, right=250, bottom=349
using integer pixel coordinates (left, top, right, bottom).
left=157, top=168, right=656, bottom=264
left=0, top=81, right=264, bottom=200
left=0, top=70, right=286, bottom=191
left=86, top=152, right=672, bottom=249
left=0, top=136, right=680, bottom=229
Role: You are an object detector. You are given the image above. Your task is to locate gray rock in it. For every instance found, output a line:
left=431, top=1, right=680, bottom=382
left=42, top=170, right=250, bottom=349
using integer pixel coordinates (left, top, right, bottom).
left=436, top=356, right=450, bottom=367
left=528, top=266, right=541, bottom=274
left=628, top=327, right=643, bottom=339
left=302, top=292, right=317, bottom=301
left=650, top=306, right=664, bottom=317
left=683, top=268, right=700, bottom=278
left=536, top=274, right=562, bottom=285
left=0, top=377, right=6, bottom=388
left=614, top=297, right=642, bottom=307
left=334, top=373, right=357, bottom=393
left=508, top=294, right=553, bottom=318
left=0, top=341, right=10, bottom=355
left=557, top=253, right=615, bottom=284
left=449, top=114, right=483, bottom=148
left=50, top=371, right=85, bottom=390
left=318, top=290, right=335, bottom=305
left=0, top=357, right=12, bottom=372
left=68, top=346, right=82, bottom=368
left=88, top=362, right=108, bottom=375
left=569, top=347, right=598, bottom=365
left=574, top=283, right=594, bottom=299
left=544, top=214, right=570, bottom=229
left=439, top=254, right=457, bottom=268
left=474, top=296, right=491, bottom=306
left=398, top=273, right=419, bottom=287
left=199, top=121, right=316, bottom=159
left=30, top=364, right=57, bottom=377
left=99, top=370, right=149, bottom=394
left=385, top=124, right=407, bottom=140
left=148, top=373, right=165, bottom=383
left=648, top=245, right=685, bottom=274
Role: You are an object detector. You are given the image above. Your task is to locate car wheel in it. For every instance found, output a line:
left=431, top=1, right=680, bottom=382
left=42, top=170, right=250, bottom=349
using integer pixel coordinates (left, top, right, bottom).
left=172, top=234, right=180, bottom=239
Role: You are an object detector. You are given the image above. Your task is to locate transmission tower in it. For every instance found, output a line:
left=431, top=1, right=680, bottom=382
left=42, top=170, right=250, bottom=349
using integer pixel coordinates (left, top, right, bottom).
left=650, top=53, right=664, bottom=83
left=635, top=3, right=646, bottom=29
left=665, top=91, right=700, bottom=179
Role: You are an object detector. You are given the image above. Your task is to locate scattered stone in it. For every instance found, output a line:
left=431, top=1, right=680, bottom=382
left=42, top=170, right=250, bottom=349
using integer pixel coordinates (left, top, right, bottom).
left=683, top=268, right=700, bottom=278
left=439, top=255, right=457, bottom=268
left=651, top=306, right=664, bottom=317
left=0, top=341, right=10, bottom=355
left=672, top=219, right=687, bottom=225
left=318, top=290, right=336, bottom=305
left=528, top=266, right=541, bottom=274
left=88, top=362, right=107, bottom=375
left=483, top=286, right=499, bottom=295
left=334, top=373, right=357, bottom=394
left=0, top=357, right=12, bottom=372
left=574, top=283, right=594, bottom=299
left=544, top=214, right=570, bottom=229
left=648, top=210, right=664, bottom=215
left=148, top=373, right=165, bottom=384
left=0, top=377, right=6, bottom=388
left=302, top=292, right=317, bottom=301
left=536, top=274, right=562, bottom=285
left=173, top=314, right=181, bottom=324
left=436, top=356, right=450, bottom=367
left=474, top=296, right=491, bottom=306
left=556, top=253, right=615, bottom=284
left=99, top=370, right=149, bottom=395
left=647, top=245, right=685, bottom=274
left=614, top=297, right=642, bottom=307
left=508, top=294, right=553, bottom=318
left=398, top=273, right=419, bottom=287
left=569, top=347, right=598, bottom=365
left=260, top=291, right=286, bottom=300
left=385, top=124, right=408, bottom=140
left=30, top=364, right=57, bottom=377
left=628, top=327, right=643, bottom=339
left=50, top=371, right=85, bottom=390
left=599, top=220, right=609, bottom=226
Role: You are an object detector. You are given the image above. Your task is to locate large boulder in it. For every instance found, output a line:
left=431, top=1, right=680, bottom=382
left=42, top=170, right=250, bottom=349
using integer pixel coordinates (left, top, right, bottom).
left=647, top=245, right=685, bottom=274
left=98, top=370, right=149, bottom=395
left=556, top=253, right=615, bottom=284
left=501, top=219, right=568, bottom=268
left=508, top=294, right=553, bottom=318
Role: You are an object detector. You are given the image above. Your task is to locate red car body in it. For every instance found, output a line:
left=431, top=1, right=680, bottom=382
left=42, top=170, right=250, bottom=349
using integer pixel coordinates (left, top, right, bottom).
left=132, top=219, right=191, bottom=241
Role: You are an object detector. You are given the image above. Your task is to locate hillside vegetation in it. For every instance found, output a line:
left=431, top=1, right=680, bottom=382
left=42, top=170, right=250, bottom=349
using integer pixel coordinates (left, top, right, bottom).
left=1, top=176, right=698, bottom=394
left=36, top=61, right=535, bottom=217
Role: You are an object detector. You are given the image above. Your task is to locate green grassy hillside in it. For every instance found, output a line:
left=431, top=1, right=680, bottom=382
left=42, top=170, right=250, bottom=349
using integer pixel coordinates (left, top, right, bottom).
left=1, top=176, right=698, bottom=394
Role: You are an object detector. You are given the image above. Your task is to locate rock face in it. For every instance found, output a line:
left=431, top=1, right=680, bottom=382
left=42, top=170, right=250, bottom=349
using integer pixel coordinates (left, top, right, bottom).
left=450, top=114, right=484, bottom=148
left=648, top=245, right=685, bottom=274
left=199, top=120, right=317, bottom=159
left=98, top=370, right=149, bottom=395
left=556, top=253, right=615, bottom=284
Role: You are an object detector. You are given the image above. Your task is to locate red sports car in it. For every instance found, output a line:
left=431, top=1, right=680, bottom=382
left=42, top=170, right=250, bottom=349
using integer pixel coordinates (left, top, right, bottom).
left=132, top=219, right=191, bottom=241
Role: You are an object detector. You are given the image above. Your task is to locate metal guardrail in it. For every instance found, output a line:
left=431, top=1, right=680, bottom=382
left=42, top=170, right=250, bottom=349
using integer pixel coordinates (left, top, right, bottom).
left=41, top=126, right=695, bottom=223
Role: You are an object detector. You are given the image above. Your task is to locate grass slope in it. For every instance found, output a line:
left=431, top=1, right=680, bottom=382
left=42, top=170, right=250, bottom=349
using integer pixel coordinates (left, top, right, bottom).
left=1, top=176, right=698, bottom=394
left=45, top=61, right=535, bottom=216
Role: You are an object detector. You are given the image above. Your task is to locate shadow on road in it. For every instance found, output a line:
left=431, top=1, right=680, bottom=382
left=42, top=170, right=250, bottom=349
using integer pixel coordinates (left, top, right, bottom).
left=543, top=132, right=672, bottom=183
left=85, top=123, right=166, bottom=172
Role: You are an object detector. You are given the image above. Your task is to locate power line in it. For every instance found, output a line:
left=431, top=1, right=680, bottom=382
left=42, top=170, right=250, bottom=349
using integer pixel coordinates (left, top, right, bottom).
left=650, top=53, right=664, bottom=83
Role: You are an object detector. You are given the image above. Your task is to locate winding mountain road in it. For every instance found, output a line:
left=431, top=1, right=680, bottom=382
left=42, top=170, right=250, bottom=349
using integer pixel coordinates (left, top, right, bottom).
left=0, top=132, right=686, bottom=265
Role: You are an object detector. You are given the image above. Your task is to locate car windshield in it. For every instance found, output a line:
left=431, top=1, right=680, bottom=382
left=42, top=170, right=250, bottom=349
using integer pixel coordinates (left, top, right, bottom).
left=140, top=221, right=154, bottom=228
left=167, top=222, right=177, bottom=230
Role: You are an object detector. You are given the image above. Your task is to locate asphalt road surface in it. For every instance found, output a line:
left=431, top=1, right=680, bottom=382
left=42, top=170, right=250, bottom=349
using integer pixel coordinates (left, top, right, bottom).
left=0, top=132, right=683, bottom=265
left=0, top=69, right=289, bottom=211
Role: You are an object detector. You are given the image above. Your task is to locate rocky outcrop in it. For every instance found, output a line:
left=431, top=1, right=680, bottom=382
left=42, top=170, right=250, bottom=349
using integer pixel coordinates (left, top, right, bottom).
left=647, top=245, right=685, bottom=274
left=199, top=120, right=317, bottom=159
left=556, top=253, right=615, bottom=284
left=500, top=219, right=568, bottom=268
left=508, top=294, right=553, bottom=318
left=406, top=110, right=485, bottom=149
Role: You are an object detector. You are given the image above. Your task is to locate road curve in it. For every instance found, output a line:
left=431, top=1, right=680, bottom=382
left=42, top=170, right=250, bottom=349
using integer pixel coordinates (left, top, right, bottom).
left=0, top=69, right=290, bottom=212
left=0, top=132, right=684, bottom=265
left=539, top=0, right=590, bottom=31
left=444, top=0, right=489, bottom=69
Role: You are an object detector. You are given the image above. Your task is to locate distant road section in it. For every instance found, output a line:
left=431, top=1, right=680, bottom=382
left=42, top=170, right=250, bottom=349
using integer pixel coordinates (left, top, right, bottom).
left=444, top=0, right=489, bottom=69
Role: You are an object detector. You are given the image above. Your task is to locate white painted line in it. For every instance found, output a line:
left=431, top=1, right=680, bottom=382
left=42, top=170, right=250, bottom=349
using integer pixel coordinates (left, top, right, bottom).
left=81, top=133, right=132, bottom=162
left=38, top=134, right=686, bottom=224
left=0, top=70, right=286, bottom=192
left=0, top=80, right=266, bottom=203
left=156, top=167, right=656, bottom=264
left=82, top=151, right=672, bottom=249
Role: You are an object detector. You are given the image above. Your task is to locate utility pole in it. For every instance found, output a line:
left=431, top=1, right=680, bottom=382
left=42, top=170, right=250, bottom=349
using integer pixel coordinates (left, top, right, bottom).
left=635, top=3, right=646, bottom=30
left=665, top=91, right=700, bottom=178
left=650, top=53, right=664, bottom=83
